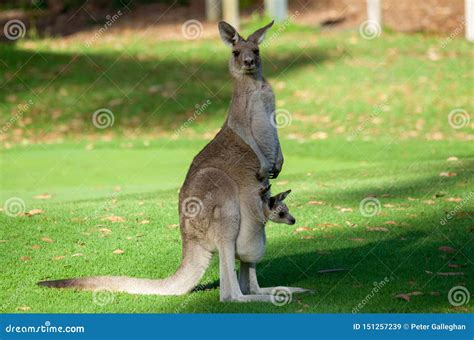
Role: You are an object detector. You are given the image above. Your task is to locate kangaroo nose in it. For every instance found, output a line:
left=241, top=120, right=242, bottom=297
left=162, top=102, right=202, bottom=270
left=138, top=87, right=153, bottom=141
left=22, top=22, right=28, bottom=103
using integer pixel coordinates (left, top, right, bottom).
left=289, top=218, right=296, bottom=225
left=244, top=58, right=255, bottom=67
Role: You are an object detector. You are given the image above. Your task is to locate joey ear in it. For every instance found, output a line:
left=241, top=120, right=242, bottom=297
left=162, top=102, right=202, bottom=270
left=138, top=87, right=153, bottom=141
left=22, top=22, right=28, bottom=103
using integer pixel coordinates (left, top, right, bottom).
left=248, top=20, right=274, bottom=45
left=260, top=184, right=272, bottom=197
left=276, top=189, right=291, bottom=201
left=218, top=21, right=242, bottom=47
left=268, top=196, right=276, bottom=209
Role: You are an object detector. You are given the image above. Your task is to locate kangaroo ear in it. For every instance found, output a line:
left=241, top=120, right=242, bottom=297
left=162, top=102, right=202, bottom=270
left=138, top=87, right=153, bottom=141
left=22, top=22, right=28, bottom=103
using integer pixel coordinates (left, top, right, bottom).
left=248, top=20, right=274, bottom=45
left=218, top=21, right=242, bottom=47
left=276, top=189, right=291, bottom=201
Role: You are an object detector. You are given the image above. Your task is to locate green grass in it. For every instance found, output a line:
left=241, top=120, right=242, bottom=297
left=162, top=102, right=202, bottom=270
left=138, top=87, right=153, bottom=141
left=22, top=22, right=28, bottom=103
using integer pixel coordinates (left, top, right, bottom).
left=0, top=19, right=472, bottom=313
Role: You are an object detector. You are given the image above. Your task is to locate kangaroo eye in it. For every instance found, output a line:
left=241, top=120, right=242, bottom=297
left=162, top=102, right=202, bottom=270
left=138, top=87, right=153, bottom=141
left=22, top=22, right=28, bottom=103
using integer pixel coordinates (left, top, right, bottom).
left=232, top=50, right=240, bottom=57
left=253, top=49, right=259, bottom=56
left=278, top=212, right=285, bottom=218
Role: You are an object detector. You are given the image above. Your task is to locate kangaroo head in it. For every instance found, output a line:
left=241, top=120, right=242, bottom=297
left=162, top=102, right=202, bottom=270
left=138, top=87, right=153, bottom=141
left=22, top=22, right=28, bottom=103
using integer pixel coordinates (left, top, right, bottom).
left=218, top=21, right=274, bottom=78
left=262, top=188, right=296, bottom=225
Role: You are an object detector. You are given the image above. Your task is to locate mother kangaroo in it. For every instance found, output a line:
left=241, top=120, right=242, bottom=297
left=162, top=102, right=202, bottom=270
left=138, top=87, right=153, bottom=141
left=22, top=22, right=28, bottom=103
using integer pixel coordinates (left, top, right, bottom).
left=39, top=22, right=308, bottom=302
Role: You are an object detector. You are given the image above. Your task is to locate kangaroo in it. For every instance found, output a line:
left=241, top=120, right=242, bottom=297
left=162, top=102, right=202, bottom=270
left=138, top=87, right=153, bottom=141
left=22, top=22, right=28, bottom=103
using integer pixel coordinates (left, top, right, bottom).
left=38, top=22, right=308, bottom=302
left=260, top=185, right=296, bottom=226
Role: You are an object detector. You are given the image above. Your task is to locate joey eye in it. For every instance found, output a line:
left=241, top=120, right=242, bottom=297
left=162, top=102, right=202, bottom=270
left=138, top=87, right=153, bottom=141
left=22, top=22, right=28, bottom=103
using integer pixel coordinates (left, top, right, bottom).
left=253, top=49, right=259, bottom=56
left=232, top=50, right=240, bottom=57
left=278, top=212, right=285, bottom=218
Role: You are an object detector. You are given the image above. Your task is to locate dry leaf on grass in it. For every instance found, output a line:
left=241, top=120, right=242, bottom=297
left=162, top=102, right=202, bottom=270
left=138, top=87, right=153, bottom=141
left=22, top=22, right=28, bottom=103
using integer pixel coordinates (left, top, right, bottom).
left=301, top=235, right=315, bottom=239
left=423, top=200, right=435, bottom=205
left=31, top=244, right=41, bottom=250
left=139, top=220, right=150, bottom=224
left=317, top=223, right=339, bottom=227
left=439, top=172, right=457, bottom=177
left=52, top=256, right=65, bottom=261
left=318, top=268, right=347, bottom=274
left=350, top=237, right=366, bottom=242
left=276, top=180, right=289, bottom=185
left=102, top=216, right=125, bottom=223
left=444, top=197, right=462, bottom=202
left=72, top=253, right=84, bottom=257
left=167, top=224, right=179, bottom=228
left=383, top=204, right=395, bottom=208
left=41, top=237, right=54, bottom=243
left=113, top=249, right=125, bottom=255
left=33, top=194, right=51, bottom=200
left=294, top=226, right=313, bottom=233
left=367, top=227, right=389, bottom=232
left=17, top=306, right=31, bottom=311
left=447, top=156, right=458, bottom=162
left=308, top=201, right=324, bottom=205
left=24, top=209, right=43, bottom=216
left=384, top=221, right=398, bottom=225
left=99, top=228, right=112, bottom=234
left=436, top=272, right=464, bottom=276
left=438, top=246, right=456, bottom=254
left=20, top=256, right=31, bottom=262
left=394, top=294, right=411, bottom=301
left=339, top=207, right=353, bottom=212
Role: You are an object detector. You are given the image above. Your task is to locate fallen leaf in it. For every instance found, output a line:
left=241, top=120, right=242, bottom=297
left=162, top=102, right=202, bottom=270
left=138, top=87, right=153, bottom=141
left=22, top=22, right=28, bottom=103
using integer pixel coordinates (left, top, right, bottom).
left=448, top=263, right=465, bottom=268
left=408, top=291, right=423, bottom=296
left=33, top=194, right=51, bottom=200
left=430, top=291, right=440, bottom=296
left=139, top=220, right=150, bottom=224
left=423, top=200, right=435, bottom=205
left=25, top=209, right=43, bottom=216
left=436, top=272, right=464, bottom=276
left=167, top=224, right=179, bottom=228
left=384, top=221, right=398, bottom=225
left=438, top=246, right=456, bottom=254
left=72, top=253, right=84, bottom=257
left=340, top=207, right=353, bottom=212
left=276, top=180, right=289, bottom=185
left=345, top=221, right=357, bottom=228
left=444, top=197, right=462, bottom=202
left=446, top=156, right=458, bottom=162
left=113, top=249, right=125, bottom=255
left=294, top=226, right=313, bottom=233
left=383, top=204, right=395, bottom=208
left=99, top=228, right=112, bottom=234
left=31, top=244, right=41, bottom=250
left=395, top=294, right=411, bottom=302
left=52, top=256, right=65, bottom=261
left=17, top=306, right=31, bottom=311
left=350, top=238, right=366, bottom=242
left=20, top=256, right=31, bottom=262
left=318, top=268, right=347, bottom=274
left=407, top=197, right=418, bottom=201
left=102, top=216, right=125, bottom=223
left=41, top=237, right=54, bottom=243
left=317, top=223, right=339, bottom=227
left=367, top=226, right=389, bottom=232
left=439, top=172, right=457, bottom=177
left=301, top=235, right=315, bottom=239
left=308, top=201, right=324, bottom=205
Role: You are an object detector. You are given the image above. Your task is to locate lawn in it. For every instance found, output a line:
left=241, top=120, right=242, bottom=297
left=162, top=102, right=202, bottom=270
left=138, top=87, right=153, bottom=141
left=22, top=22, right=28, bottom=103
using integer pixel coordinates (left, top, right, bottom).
left=0, top=19, right=472, bottom=313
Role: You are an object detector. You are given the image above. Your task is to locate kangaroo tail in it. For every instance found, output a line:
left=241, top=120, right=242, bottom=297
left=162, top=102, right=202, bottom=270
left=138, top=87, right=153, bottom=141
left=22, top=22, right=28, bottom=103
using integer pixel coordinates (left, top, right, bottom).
left=37, top=242, right=212, bottom=295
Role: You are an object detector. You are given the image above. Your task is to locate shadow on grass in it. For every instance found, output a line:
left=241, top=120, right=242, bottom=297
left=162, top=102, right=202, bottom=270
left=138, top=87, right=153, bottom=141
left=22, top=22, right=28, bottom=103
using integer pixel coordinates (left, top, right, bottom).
left=0, top=43, right=338, bottom=130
